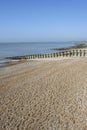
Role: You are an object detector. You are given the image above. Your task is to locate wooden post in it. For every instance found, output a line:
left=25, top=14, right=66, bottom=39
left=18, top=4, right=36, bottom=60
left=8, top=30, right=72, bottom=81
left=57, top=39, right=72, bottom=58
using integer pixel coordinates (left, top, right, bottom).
left=59, top=52, right=61, bottom=57
left=45, top=54, right=47, bottom=58
left=35, top=55, right=37, bottom=59
left=62, top=52, right=64, bottom=57
left=40, top=55, right=41, bottom=58
left=66, top=51, right=68, bottom=57
left=80, top=50, right=82, bottom=57
left=50, top=53, right=52, bottom=58
left=42, top=54, right=43, bottom=58
left=43, top=54, right=44, bottom=58
left=42, top=54, right=44, bottom=58
left=70, top=51, right=72, bottom=57
left=56, top=53, right=58, bottom=57
left=55, top=53, right=56, bottom=57
left=72, top=50, right=75, bottom=56
left=48, top=53, right=50, bottom=58
left=54, top=53, right=55, bottom=57
left=40, top=54, right=42, bottom=58
left=83, top=50, right=86, bottom=57
left=76, top=50, right=78, bottom=56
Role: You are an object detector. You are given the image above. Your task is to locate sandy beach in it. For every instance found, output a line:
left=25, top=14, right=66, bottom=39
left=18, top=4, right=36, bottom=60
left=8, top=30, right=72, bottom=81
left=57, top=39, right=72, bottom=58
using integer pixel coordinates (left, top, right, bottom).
left=0, top=57, right=87, bottom=130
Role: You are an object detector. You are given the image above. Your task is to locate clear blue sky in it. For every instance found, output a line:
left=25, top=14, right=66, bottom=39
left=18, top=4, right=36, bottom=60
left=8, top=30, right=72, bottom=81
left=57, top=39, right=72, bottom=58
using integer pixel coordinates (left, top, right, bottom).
left=0, top=0, right=87, bottom=42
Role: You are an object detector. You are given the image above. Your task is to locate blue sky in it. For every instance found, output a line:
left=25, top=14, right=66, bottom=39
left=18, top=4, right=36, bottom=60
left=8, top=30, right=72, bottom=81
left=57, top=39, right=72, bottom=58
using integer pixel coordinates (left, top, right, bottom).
left=0, top=0, right=87, bottom=42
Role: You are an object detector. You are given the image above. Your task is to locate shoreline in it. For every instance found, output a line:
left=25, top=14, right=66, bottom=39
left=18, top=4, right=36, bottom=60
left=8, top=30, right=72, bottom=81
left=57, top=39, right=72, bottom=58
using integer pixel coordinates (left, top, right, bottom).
left=0, top=43, right=87, bottom=67
left=0, top=54, right=87, bottom=68
left=5, top=43, right=87, bottom=60
left=0, top=59, right=27, bottom=68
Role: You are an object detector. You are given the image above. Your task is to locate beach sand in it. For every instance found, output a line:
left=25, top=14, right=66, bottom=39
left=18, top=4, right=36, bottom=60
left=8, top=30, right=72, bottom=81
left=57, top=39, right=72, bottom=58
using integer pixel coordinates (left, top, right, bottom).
left=0, top=57, right=87, bottom=130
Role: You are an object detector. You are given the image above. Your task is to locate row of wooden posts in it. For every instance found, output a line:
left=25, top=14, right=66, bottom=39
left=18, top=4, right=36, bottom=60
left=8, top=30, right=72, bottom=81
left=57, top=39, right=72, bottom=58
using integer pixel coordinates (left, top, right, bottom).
left=28, top=50, right=87, bottom=59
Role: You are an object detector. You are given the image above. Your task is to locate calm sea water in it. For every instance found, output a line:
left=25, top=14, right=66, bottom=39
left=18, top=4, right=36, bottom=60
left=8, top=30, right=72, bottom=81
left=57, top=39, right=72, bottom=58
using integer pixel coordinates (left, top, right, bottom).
left=0, top=42, right=75, bottom=64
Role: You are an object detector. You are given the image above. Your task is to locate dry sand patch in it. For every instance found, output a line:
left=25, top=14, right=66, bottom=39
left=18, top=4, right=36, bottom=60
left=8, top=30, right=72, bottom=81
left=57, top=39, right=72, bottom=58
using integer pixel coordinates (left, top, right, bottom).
left=0, top=58, right=87, bottom=130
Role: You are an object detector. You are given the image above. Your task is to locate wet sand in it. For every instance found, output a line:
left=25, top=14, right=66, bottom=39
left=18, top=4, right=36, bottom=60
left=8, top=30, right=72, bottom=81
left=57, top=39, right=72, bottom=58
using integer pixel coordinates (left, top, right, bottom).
left=0, top=58, right=87, bottom=130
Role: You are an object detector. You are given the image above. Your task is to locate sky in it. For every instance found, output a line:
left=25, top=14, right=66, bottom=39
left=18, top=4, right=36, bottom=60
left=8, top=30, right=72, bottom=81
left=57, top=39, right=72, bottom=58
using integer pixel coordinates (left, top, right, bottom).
left=0, top=0, right=87, bottom=42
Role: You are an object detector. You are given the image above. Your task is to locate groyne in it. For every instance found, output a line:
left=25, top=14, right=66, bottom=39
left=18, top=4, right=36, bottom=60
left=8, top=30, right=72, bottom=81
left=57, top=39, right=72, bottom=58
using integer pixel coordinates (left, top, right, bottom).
left=7, top=49, right=87, bottom=60
left=27, top=49, right=87, bottom=59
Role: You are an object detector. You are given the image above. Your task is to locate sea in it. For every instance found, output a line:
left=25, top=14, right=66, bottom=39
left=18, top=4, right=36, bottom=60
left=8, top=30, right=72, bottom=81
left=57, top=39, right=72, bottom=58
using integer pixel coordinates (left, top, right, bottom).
left=0, top=42, right=76, bottom=65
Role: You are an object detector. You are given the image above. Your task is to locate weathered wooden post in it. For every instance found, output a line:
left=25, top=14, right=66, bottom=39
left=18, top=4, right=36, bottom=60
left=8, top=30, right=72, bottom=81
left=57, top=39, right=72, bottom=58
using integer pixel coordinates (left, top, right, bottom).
left=40, top=54, right=42, bottom=58
left=48, top=53, right=50, bottom=58
left=56, top=53, right=58, bottom=57
left=30, top=55, right=31, bottom=59
left=76, top=50, right=78, bottom=56
left=34, top=55, right=36, bottom=59
left=55, top=53, right=56, bottom=57
left=50, top=53, right=52, bottom=58
left=54, top=53, right=56, bottom=57
left=43, top=54, right=45, bottom=58
left=62, top=52, right=64, bottom=57
left=40, top=54, right=41, bottom=58
left=80, top=50, right=82, bottom=57
left=36, top=55, right=38, bottom=59
left=42, top=54, right=44, bottom=58
left=72, top=50, right=75, bottom=56
left=35, top=55, right=37, bottom=59
left=83, top=50, right=86, bottom=57
left=39, top=54, right=40, bottom=58
left=70, top=51, right=72, bottom=57
left=45, top=54, right=47, bottom=58
left=66, top=51, right=68, bottom=56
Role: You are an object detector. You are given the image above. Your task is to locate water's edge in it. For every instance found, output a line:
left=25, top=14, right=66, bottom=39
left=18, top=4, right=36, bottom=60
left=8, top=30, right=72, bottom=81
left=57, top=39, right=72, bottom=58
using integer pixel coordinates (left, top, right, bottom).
left=0, top=42, right=86, bottom=66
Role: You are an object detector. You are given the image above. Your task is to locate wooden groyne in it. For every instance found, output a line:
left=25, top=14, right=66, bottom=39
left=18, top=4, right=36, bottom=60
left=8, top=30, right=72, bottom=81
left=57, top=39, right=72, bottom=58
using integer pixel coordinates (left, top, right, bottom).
left=7, top=49, right=87, bottom=60
left=27, top=50, right=87, bottom=59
